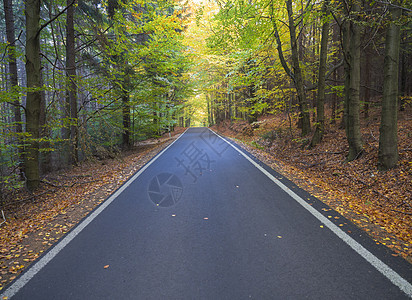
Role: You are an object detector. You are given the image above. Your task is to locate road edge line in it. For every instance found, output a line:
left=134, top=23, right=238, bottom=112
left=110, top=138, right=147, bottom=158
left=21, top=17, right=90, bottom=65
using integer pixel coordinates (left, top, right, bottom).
left=0, top=129, right=189, bottom=299
left=211, top=129, right=412, bottom=297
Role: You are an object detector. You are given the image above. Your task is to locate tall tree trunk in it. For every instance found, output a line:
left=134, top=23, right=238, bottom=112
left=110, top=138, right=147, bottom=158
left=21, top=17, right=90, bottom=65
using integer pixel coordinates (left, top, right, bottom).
left=286, top=0, right=311, bottom=136
left=3, top=0, right=24, bottom=176
left=206, top=94, right=211, bottom=125
left=39, top=61, right=51, bottom=174
left=122, top=92, right=131, bottom=148
left=343, top=3, right=363, bottom=161
left=363, top=49, right=370, bottom=119
left=310, top=0, right=330, bottom=148
left=64, top=0, right=78, bottom=164
left=331, top=22, right=340, bottom=125
left=25, top=0, right=41, bottom=190
left=399, top=31, right=406, bottom=111
left=378, top=5, right=401, bottom=170
left=121, top=64, right=132, bottom=148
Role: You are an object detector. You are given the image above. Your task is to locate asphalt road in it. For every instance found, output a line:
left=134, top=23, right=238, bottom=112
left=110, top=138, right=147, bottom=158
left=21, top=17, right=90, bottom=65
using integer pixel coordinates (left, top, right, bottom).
left=2, top=128, right=412, bottom=299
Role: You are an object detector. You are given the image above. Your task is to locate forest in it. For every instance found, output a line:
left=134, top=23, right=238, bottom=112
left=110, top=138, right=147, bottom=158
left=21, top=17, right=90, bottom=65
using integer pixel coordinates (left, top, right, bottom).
left=0, top=0, right=411, bottom=290
left=0, top=1, right=411, bottom=207
left=1, top=0, right=197, bottom=194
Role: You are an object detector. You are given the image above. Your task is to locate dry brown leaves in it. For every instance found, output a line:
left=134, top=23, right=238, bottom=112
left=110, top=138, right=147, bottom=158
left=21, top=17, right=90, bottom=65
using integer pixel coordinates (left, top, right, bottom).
left=213, top=107, right=411, bottom=263
left=0, top=128, right=186, bottom=291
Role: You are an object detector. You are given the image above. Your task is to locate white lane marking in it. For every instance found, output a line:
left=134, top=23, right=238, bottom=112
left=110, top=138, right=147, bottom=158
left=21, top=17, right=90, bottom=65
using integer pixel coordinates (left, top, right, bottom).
left=210, top=129, right=412, bottom=297
left=0, top=129, right=189, bottom=299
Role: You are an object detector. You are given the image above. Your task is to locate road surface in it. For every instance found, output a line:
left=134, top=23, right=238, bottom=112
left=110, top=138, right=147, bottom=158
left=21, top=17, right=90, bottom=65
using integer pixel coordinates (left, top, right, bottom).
left=2, top=128, right=411, bottom=299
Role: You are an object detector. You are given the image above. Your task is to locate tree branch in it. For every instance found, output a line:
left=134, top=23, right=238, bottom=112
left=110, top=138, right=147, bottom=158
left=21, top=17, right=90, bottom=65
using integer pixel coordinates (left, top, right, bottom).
left=271, top=0, right=294, bottom=81
left=306, top=59, right=344, bottom=91
left=36, top=0, right=76, bottom=38
left=0, top=30, right=23, bottom=62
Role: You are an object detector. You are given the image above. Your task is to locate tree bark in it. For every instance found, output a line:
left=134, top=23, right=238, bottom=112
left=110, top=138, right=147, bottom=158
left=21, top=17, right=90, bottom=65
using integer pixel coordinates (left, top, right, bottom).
left=378, top=4, right=402, bottom=170
left=286, top=0, right=311, bottom=136
left=310, top=0, right=330, bottom=148
left=122, top=92, right=131, bottom=148
left=3, top=0, right=24, bottom=175
left=343, top=2, right=363, bottom=161
left=39, top=60, right=51, bottom=174
left=64, top=0, right=78, bottom=164
left=399, top=30, right=406, bottom=111
left=363, top=48, right=370, bottom=119
left=24, top=0, right=42, bottom=190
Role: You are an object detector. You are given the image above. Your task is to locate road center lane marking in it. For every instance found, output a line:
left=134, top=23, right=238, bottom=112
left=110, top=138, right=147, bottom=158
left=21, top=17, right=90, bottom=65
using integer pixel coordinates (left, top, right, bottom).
left=1, top=129, right=189, bottom=299
left=211, top=129, right=412, bottom=297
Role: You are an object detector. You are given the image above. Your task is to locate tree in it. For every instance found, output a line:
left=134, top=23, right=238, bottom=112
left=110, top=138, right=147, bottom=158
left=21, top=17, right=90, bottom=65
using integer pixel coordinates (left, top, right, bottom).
left=63, top=0, right=78, bottom=164
left=3, top=0, right=24, bottom=175
left=310, top=0, right=330, bottom=148
left=285, top=0, right=311, bottom=136
left=378, top=3, right=402, bottom=170
left=342, top=1, right=363, bottom=161
left=24, top=0, right=42, bottom=191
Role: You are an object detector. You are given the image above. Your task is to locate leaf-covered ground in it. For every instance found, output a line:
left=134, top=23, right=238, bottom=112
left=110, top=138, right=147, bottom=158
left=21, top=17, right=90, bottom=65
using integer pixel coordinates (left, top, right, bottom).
left=212, top=107, right=411, bottom=264
left=0, top=128, right=186, bottom=292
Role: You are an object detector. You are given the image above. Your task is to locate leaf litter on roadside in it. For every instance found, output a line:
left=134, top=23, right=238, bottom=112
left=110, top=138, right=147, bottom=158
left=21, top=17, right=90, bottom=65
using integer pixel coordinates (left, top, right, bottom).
left=212, top=110, right=412, bottom=263
left=0, top=129, right=185, bottom=291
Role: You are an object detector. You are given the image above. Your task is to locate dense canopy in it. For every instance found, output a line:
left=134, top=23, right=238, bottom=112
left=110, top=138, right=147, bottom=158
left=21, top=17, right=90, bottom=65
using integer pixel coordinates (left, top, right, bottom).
left=0, top=0, right=411, bottom=193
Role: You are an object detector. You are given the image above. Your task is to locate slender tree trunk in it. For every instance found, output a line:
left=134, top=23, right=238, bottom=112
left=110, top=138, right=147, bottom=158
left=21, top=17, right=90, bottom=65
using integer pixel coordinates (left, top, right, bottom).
left=206, top=94, right=211, bottom=125
left=3, top=0, right=24, bottom=175
left=378, top=5, right=401, bottom=170
left=399, top=31, right=406, bottom=111
left=63, top=0, right=78, bottom=164
left=227, top=92, right=232, bottom=123
left=343, top=3, right=363, bottom=161
left=122, top=92, right=131, bottom=148
left=310, top=0, right=330, bottom=148
left=286, top=0, right=311, bottom=136
left=25, top=0, right=41, bottom=190
left=39, top=61, right=51, bottom=174
left=120, top=65, right=132, bottom=148
left=363, top=50, right=370, bottom=119
left=331, top=22, right=340, bottom=125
